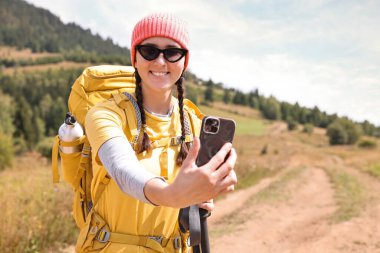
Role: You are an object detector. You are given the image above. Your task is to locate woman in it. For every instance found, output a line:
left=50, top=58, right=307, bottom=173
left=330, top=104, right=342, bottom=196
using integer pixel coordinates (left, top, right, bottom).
left=79, top=13, right=237, bottom=252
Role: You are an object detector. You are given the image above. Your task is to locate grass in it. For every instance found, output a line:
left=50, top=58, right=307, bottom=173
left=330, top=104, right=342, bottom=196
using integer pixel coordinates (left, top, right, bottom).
left=236, top=166, right=278, bottom=191
left=0, top=154, right=78, bottom=253
left=199, top=104, right=267, bottom=136
left=325, top=168, right=366, bottom=222
left=232, top=134, right=286, bottom=190
left=363, top=163, right=380, bottom=179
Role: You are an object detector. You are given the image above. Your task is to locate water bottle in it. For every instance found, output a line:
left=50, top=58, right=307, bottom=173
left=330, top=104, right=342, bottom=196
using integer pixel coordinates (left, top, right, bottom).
left=58, top=112, right=84, bottom=153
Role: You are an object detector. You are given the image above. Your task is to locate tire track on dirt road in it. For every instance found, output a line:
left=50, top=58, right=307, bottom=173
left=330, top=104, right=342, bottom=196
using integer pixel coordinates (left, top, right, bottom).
left=211, top=167, right=337, bottom=253
left=209, top=167, right=293, bottom=226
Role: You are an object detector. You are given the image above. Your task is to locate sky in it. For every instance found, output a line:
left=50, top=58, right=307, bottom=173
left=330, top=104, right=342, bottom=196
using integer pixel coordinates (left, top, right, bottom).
left=25, top=0, right=380, bottom=126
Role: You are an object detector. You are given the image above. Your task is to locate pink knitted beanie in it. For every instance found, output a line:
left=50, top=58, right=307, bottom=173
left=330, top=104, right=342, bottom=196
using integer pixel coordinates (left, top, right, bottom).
left=131, top=13, right=190, bottom=70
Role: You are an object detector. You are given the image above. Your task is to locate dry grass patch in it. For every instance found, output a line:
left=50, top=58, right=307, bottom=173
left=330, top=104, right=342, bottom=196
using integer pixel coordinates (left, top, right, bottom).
left=0, top=46, right=61, bottom=60
left=233, top=135, right=289, bottom=189
left=2, top=61, right=91, bottom=75
left=362, top=163, right=380, bottom=179
left=294, top=128, right=329, bottom=148
left=0, top=153, right=77, bottom=253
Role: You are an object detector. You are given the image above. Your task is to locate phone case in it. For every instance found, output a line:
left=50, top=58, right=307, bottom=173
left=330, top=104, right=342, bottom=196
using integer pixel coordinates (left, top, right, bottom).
left=196, top=116, right=236, bottom=167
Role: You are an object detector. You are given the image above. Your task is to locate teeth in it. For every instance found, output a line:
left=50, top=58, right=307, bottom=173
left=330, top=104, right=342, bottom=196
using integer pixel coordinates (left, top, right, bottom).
left=151, top=71, right=167, bottom=76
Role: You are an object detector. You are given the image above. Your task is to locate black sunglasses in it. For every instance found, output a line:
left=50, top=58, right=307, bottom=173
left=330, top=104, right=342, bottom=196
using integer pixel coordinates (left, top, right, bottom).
left=136, top=45, right=188, bottom=63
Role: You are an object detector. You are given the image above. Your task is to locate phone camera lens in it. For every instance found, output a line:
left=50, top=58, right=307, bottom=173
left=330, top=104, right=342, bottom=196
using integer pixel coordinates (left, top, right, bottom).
left=204, top=118, right=220, bottom=134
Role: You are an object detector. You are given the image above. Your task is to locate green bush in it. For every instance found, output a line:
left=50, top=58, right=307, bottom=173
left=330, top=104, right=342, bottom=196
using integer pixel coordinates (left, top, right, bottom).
left=357, top=139, right=377, bottom=149
left=327, top=119, right=362, bottom=145
left=287, top=119, right=298, bottom=131
left=13, top=137, right=28, bottom=155
left=327, top=122, right=348, bottom=145
left=36, top=137, right=56, bottom=158
left=303, top=123, right=314, bottom=134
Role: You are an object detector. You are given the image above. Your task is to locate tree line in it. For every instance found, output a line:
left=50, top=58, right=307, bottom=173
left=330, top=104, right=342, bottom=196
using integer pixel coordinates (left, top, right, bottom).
left=198, top=79, right=380, bottom=145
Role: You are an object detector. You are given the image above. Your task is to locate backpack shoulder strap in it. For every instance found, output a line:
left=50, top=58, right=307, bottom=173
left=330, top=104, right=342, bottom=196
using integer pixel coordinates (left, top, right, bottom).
left=184, top=99, right=204, bottom=119
left=183, top=99, right=204, bottom=138
left=112, top=92, right=142, bottom=150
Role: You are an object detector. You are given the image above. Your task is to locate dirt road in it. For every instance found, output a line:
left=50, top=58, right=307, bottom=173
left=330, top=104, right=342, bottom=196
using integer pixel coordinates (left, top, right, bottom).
left=209, top=125, right=380, bottom=253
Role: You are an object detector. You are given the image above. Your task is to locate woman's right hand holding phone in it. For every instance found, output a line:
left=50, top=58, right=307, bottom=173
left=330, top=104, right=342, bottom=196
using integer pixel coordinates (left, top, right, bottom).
left=145, top=137, right=237, bottom=208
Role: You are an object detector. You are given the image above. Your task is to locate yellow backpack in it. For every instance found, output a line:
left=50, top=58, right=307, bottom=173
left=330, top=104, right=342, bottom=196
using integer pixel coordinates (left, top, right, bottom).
left=51, top=65, right=137, bottom=228
left=51, top=65, right=204, bottom=230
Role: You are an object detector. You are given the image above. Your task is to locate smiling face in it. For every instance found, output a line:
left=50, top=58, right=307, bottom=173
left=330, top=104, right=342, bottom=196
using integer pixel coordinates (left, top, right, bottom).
left=134, top=37, right=186, bottom=95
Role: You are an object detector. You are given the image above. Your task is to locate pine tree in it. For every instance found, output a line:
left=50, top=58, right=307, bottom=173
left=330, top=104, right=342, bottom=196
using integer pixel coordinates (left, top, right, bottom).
left=0, top=92, right=15, bottom=170
left=204, top=79, right=214, bottom=102
left=223, top=89, right=231, bottom=104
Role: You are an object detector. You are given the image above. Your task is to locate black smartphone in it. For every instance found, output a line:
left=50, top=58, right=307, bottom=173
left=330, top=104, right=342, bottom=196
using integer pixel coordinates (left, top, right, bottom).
left=196, top=116, right=236, bottom=167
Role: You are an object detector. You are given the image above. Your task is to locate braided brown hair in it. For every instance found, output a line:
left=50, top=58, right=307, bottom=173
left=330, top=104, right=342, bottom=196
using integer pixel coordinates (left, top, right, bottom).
left=175, top=75, right=191, bottom=166
left=134, top=69, right=151, bottom=153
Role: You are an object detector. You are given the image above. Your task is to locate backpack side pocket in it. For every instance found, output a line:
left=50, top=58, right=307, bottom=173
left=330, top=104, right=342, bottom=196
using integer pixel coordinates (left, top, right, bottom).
left=52, top=135, right=92, bottom=229
left=60, top=151, right=82, bottom=189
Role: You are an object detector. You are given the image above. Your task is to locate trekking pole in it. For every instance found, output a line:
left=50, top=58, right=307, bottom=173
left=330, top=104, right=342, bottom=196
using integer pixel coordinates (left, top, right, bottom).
left=193, top=245, right=201, bottom=253
left=180, top=206, right=211, bottom=252
left=200, top=208, right=211, bottom=253
left=192, top=208, right=210, bottom=253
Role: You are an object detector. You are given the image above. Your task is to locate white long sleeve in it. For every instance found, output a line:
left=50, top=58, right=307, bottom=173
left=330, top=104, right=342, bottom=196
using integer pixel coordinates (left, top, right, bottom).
left=98, top=136, right=164, bottom=204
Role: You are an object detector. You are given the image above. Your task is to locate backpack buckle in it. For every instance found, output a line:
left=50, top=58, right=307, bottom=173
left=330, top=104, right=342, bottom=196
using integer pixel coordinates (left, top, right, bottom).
left=170, top=136, right=182, bottom=146
left=173, top=237, right=182, bottom=249
left=148, top=236, right=163, bottom=245
left=95, top=228, right=110, bottom=243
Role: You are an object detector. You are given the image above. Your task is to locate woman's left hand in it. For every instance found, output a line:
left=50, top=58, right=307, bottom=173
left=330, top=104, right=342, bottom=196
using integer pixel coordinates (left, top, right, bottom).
left=198, top=199, right=214, bottom=212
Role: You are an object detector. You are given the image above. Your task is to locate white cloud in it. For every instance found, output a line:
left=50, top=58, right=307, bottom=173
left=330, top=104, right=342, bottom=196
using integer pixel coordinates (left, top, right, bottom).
left=192, top=48, right=380, bottom=124
left=25, top=0, right=380, bottom=125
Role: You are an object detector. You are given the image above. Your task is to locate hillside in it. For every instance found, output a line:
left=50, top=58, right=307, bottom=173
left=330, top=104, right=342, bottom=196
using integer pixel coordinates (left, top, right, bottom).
left=0, top=0, right=129, bottom=57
